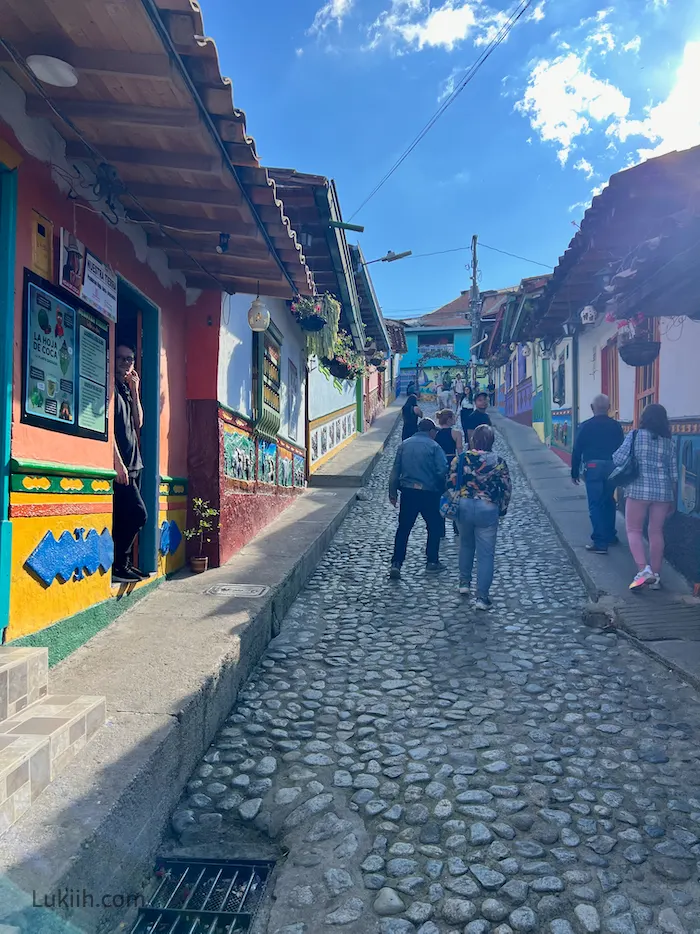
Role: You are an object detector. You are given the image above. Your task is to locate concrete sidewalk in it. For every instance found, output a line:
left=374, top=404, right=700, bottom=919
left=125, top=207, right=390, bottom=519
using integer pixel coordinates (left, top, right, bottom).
left=0, top=482, right=370, bottom=933
left=309, top=399, right=402, bottom=487
left=493, top=412, right=700, bottom=687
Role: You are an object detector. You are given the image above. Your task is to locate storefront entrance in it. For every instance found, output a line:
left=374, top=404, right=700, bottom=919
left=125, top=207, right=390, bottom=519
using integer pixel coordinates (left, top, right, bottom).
left=0, top=161, right=17, bottom=635
left=115, top=279, right=160, bottom=576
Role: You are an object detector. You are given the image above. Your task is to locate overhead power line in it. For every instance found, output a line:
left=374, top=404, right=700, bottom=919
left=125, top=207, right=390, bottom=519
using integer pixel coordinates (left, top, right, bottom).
left=349, top=0, right=535, bottom=220
left=395, top=241, right=552, bottom=269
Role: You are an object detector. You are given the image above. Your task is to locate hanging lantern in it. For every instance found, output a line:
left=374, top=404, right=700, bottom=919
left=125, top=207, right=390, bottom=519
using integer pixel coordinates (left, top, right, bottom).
left=580, top=305, right=597, bottom=325
left=248, top=285, right=270, bottom=332
left=521, top=343, right=532, bottom=357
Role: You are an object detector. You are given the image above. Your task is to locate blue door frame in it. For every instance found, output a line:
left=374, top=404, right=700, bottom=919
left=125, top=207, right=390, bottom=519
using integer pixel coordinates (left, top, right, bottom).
left=116, top=277, right=161, bottom=575
left=0, top=165, right=17, bottom=638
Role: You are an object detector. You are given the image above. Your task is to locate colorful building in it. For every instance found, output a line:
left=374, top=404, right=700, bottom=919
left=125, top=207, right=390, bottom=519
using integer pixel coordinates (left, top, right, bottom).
left=0, top=0, right=314, bottom=643
left=399, top=293, right=473, bottom=399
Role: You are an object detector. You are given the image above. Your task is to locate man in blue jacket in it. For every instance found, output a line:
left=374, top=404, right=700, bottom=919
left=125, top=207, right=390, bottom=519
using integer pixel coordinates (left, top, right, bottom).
left=571, top=394, right=624, bottom=554
left=389, top=418, right=449, bottom=578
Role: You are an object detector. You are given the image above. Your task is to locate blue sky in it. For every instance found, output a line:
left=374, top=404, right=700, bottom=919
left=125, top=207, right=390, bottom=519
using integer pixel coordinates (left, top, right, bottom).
left=201, top=0, right=699, bottom=318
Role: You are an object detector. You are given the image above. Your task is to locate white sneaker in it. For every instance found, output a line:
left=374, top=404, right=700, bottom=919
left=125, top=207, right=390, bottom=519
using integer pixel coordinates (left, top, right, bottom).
left=649, top=574, right=661, bottom=591
left=630, top=567, right=655, bottom=591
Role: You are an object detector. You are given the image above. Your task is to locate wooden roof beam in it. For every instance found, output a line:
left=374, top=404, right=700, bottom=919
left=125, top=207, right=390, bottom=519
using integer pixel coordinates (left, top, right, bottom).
left=65, top=141, right=220, bottom=174
left=184, top=273, right=294, bottom=298
left=125, top=182, right=242, bottom=207
left=26, top=97, right=199, bottom=129
left=0, top=43, right=173, bottom=79
left=126, top=210, right=257, bottom=238
left=150, top=233, right=269, bottom=257
left=172, top=255, right=282, bottom=276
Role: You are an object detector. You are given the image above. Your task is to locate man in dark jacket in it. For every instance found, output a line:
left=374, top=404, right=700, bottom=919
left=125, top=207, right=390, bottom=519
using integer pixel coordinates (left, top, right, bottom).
left=389, top=418, right=448, bottom=578
left=571, top=394, right=624, bottom=554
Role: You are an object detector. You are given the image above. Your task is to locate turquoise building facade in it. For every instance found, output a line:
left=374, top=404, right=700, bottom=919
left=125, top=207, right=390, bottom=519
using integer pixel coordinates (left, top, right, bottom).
left=399, top=325, right=472, bottom=398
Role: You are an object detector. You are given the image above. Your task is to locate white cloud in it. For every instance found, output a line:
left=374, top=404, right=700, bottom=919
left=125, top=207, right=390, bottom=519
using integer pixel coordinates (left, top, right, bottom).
left=609, top=41, right=700, bottom=161
left=295, top=47, right=305, bottom=57
left=574, top=157, right=594, bottom=178
left=587, top=21, right=615, bottom=54
left=370, top=0, right=544, bottom=53
left=623, top=36, right=641, bottom=53
left=516, top=52, right=630, bottom=164
left=309, top=0, right=354, bottom=34
left=438, top=67, right=460, bottom=102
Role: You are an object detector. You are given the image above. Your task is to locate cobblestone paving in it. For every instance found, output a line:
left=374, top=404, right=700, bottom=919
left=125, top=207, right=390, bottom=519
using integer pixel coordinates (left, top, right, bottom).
left=170, top=423, right=700, bottom=934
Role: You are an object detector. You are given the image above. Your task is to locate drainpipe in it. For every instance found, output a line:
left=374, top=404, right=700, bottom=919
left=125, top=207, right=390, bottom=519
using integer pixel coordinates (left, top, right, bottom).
left=572, top=331, right=580, bottom=436
left=356, top=378, right=364, bottom=434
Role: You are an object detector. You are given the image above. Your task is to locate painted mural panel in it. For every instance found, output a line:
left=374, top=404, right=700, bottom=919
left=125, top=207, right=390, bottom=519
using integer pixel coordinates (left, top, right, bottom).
left=223, top=423, right=256, bottom=484
left=258, top=439, right=278, bottom=485
left=552, top=408, right=572, bottom=453
left=678, top=435, right=700, bottom=516
left=309, top=406, right=357, bottom=469
left=278, top=451, right=293, bottom=488
left=293, top=453, right=305, bottom=487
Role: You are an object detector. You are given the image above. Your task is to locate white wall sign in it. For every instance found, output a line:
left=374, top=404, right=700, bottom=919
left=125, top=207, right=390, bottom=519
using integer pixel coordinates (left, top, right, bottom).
left=60, top=229, right=117, bottom=322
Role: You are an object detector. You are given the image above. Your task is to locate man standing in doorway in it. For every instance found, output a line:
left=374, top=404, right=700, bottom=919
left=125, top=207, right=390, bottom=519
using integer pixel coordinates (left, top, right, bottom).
left=389, top=418, right=448, bottom=579
left=113, top=343, right=148, bottom=583
left=571, top=393, right=624, bottom=554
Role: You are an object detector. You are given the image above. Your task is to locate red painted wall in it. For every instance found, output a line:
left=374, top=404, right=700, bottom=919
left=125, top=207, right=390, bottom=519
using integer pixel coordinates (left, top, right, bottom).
left=2, top=120, right=218, bottom=478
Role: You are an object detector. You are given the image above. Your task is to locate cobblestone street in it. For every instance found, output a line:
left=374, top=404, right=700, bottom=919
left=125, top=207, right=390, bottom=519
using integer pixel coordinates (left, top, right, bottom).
left=169, top=424, right=700, bottom=934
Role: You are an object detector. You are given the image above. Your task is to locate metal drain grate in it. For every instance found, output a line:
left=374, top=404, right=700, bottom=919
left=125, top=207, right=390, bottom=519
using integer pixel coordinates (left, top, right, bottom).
left=130, top=857, right=275, bottom=933
left=206, top=584, right=270, bottom=598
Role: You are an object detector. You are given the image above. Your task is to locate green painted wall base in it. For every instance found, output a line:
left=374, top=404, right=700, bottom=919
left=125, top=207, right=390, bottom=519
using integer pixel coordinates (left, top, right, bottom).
left=8, top=577, right=164, bottom=667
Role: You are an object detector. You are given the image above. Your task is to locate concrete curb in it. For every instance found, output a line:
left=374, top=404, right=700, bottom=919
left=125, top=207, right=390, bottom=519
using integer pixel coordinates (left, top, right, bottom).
left=0, top=486, right=362, bottom=934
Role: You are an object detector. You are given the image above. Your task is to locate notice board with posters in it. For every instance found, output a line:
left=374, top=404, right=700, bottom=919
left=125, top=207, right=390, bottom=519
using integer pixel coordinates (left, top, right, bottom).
left=22, top=270, right=110, bottom=441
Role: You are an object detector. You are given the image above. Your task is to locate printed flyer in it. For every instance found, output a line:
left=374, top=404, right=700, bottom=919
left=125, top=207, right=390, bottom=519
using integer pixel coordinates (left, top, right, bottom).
left=25, top=283, right=76, bottom=425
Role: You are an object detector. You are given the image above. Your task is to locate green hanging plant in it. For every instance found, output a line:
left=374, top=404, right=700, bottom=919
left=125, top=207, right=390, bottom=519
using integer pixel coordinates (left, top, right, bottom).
left=322, top=329, right=366, bottom=381
left=299, top=294, right=340, bottom=360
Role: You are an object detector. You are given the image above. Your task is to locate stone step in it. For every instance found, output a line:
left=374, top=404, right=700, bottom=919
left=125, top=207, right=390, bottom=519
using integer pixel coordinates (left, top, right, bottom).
left=0, top=647, right=49, bottom=721
left=0, top=693, right=105, bottom=836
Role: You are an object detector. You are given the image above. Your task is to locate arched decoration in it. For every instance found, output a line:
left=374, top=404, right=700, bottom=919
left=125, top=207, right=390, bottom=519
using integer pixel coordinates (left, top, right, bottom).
left=415, top=350, right=469, bottom=399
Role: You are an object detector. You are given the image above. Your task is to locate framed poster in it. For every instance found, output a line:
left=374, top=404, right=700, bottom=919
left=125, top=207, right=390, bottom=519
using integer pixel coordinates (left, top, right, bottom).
left=22, top=270, right=110, bottom=441
left=60, top=229, right=118, bottom=322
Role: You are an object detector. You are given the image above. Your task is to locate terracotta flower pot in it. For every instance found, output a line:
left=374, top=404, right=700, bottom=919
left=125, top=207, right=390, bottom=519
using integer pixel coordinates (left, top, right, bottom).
left=190, top=556, right=209, bottom=574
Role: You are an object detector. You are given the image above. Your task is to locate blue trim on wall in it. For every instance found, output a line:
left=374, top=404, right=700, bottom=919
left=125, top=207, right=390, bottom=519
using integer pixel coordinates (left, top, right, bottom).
left=0, top=165, right=17, bottom=636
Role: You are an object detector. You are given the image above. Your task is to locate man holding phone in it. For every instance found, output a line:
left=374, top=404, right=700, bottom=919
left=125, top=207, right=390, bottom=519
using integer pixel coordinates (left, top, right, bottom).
left=113, top=343, right=148, bottom=583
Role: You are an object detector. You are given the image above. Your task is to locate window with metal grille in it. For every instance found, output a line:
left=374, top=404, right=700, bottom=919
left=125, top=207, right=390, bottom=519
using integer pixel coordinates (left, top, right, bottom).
left=634, top=319, right=660, bottom=424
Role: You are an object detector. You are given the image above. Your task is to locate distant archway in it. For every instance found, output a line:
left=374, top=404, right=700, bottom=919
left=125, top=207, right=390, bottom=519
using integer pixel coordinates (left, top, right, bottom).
left=415, top=350, right=469, bottom=398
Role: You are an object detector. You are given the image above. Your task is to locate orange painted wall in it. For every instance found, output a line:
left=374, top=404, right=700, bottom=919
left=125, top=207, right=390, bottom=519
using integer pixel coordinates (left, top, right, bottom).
left=2, top=120, right=218, bottom=478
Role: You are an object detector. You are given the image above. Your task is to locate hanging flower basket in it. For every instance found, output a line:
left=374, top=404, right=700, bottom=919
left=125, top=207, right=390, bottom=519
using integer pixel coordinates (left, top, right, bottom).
left=618, top=339, right=660, bottom=367
left=377, top=363, right=387, bottom=372
left=291, top=296, right=326, bottom=331
left=322, top=329, right=366, bottom=381
left=368, top=352, right=385, bottom=367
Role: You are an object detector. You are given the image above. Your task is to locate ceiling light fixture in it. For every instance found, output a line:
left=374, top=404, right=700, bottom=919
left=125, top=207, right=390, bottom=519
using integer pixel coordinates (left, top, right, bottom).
left=216, top=232, right=230, bottom=255
left=26, top=55, right=78, bottom=88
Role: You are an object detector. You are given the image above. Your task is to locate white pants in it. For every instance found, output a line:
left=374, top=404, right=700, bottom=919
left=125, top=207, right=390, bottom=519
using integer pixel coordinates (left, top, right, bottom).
left=438, top=391, right=451, bottom=408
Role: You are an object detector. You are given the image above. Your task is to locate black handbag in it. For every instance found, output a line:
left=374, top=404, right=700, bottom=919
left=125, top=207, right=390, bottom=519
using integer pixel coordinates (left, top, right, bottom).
left=608, top=430, right=639, bottom=488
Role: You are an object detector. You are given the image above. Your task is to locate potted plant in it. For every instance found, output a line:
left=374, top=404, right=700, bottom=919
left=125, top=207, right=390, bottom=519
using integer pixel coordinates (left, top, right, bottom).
left=291, top=296, right=326, bottom=331
left=324, top=329, right=366, bottom=381
left=614, top=314, right=661, bottom=367
left=184, top=498, right=219, bottom=573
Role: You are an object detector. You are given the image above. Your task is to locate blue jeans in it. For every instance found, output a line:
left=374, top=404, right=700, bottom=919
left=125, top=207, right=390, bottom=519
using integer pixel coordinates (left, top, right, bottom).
left=457, top=498, right=499, bottom=598
left=584, top=460, right=617, bottom=549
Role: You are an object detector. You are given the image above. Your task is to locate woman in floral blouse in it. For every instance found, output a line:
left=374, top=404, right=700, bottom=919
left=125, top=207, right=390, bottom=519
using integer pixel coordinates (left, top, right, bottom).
left=448, top=424, right=512, bottom=610
left=613, top=403, right=677, bottom=591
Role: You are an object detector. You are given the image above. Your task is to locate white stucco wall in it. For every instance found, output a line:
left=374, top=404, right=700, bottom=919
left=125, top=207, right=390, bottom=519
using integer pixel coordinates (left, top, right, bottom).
left=658, top=316, right=700, bottom=419
left=308, top=359, right=356, bottom=422
left=217, top=293, right=307, bottom=446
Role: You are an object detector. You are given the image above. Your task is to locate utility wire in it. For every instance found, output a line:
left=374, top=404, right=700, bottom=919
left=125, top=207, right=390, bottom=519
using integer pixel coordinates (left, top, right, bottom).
left=402, top=242, right=551, bottom=269
left=349, top=0, right=534, bottom=220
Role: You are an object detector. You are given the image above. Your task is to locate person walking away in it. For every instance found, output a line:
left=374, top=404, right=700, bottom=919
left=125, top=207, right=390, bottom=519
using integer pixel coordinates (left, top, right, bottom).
left=449, top=424, right=511, bottom=610
left=487, top=379, right=496, bottom=407
left=113, top=344, right=149, bottom=583
left=401, top=393, right=422, bottom=441
left=571, top=394, right=624, bottom=554
left=459, top=386, right=474, bottom=438
left=462, top=391, right=492, bottom=447
left=435, top=409, right=463, bottom=537
left=389, top=418, right=448, bottom=578
left=613, top=404, right=677, bottom=590
left=453, top=374, right=465, bottom=411
left=437, top=374, right=452, bottom=410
